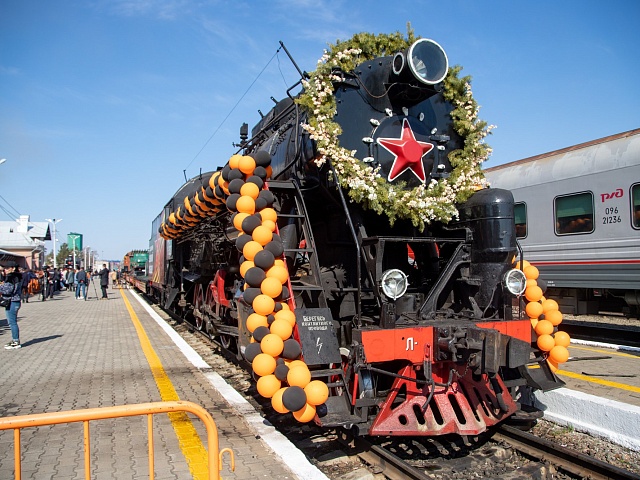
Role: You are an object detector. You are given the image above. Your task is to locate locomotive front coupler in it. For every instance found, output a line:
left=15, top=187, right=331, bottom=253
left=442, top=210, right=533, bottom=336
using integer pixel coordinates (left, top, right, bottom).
left=434, top=325, right=503, bottom=375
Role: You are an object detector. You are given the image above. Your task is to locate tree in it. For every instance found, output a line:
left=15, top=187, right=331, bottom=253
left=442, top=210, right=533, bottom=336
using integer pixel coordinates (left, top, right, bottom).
left=56, top=243, right=72, bottom=267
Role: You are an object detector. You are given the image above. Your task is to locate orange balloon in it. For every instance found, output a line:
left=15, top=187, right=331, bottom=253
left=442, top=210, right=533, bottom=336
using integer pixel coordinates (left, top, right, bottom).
left=209, top=171, right=221, bottom=190
left=239, top=155, right=257, bottom=175
left=536, top=334, right=555, bottom=352
left=236, top=195, right=256, bottom=214
left=233, top=212, right=250, bottom=231
left=240, top=260, right=255, bottom=278
left=256, top=374, right=281, bottom=398
left=523, top=265, right=539, bottom=280
left=229, top=154, right=243, bottom=170
left=243, top=241, right=263, bottom=261
left=293, top=403, right=316, bottom=423
left=304, top=380, right=329, bottom=406
left=530, top=318, right=539, bottom=329
left=542, top=299, right=559, bottom=313
left=554, top=331, right=571, bottom=348
left=271, top=387, right=289, bottom=413
left=287, top=365, right=311, bottom=388
left=246, top=313, right=268, bottom=333
left=274, top=309, right=296, bottom=327
left=516, top=260, right=531, bottom=271
left=252, top=353, right=276, bottom=376
left=547, top=359, right=559, bottom=373
left=240, top=182, right=260, bottom=199
left=545, top=309, right=563, bottom=326
left=261, top=277, right=283, bottom=298
left=252, top=225, right=273, bottom=246
left=270, top=318, right=293, bottom=341
left=534, top=319, right=554, bottom=336
left=277, top=301, right=290, bottom=310
left=274, top=259, right=286, bottom=268
left=253, top=294, right=275, bottom=316
left=262, top=219, right=277, bottom=232
left=261, top=333, right=284, bottom=357
left=549, top=345, right=569, bottom=364
left=285, top=359, right=307, bottom=370
left=260, top=208, right=278, bottom=223
left=525, top=301, right=544, bottom=319
left=526, top=278, right=538, bottom=288
left=266, top=265, right=289, bottom=284
left=525, top=285, right=543, bottom=302
left=265, top=165, right=273, bottom=178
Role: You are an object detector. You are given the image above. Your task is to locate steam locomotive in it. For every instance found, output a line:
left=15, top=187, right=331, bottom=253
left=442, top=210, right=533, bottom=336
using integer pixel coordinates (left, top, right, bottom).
left=145, top=33, right=564, bottom=436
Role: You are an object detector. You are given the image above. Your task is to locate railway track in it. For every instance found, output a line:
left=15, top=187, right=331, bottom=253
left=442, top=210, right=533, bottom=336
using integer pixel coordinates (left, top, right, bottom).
left=137, top=291, right=640, bottom=479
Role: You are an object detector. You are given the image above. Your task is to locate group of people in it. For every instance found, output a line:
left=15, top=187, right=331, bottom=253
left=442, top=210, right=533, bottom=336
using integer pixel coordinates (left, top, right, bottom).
left=1, top=262, right=112, bottom=350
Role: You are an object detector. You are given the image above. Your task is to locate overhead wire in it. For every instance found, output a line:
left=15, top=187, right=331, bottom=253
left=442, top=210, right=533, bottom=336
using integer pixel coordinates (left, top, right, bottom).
left=184, top=46, right=283, bottom=174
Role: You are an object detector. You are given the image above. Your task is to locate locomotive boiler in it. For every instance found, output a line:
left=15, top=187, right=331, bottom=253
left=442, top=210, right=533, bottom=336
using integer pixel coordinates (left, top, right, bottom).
left=149, top=31, right=565, bottom=436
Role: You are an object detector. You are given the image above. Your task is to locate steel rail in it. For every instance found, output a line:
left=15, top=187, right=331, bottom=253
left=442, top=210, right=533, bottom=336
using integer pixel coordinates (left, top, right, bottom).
left=495, top=424, right=640, bottom=480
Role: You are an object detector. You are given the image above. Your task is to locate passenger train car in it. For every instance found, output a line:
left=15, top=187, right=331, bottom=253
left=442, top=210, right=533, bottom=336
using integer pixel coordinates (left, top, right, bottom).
left=136, top=31, right=565, bottom=437
left=485, top=129, right=640, bottom=316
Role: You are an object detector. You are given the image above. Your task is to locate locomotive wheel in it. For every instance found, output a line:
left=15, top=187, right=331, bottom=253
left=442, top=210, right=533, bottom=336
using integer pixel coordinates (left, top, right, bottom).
left=220, top=334, right=234, bottom=350
left=193, top=284, right=204, bottom=331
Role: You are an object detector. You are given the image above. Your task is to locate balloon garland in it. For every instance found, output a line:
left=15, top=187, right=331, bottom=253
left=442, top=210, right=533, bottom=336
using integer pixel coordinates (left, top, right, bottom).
left=517, top=260, right=571, bottom=372
left=161, top=151, right=329, bottom=422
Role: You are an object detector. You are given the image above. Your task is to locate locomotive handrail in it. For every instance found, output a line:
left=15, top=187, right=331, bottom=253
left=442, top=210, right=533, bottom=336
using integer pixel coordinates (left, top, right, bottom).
left=0, top=400, right=235, bottom=480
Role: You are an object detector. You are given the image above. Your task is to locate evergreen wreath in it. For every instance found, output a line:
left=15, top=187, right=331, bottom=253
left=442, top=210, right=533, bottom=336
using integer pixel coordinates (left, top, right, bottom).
left=296, top=27, right=494, bottom=230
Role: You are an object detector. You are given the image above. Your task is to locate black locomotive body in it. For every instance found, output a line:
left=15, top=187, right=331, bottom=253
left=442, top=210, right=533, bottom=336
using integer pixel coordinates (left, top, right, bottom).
left=147, top=34, right=563, bottom=436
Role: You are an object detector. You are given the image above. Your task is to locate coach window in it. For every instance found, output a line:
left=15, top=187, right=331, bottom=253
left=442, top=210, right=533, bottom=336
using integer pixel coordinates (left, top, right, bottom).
left=514, top=202, right=527, bottom=238
left=632, top=183, right=640, bottom=229
left=555, top=192, right=594, bottom=235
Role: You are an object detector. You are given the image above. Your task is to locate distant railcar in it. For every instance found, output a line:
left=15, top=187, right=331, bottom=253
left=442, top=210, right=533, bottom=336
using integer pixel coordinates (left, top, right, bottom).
left=485, top=129, right=640, bottom=316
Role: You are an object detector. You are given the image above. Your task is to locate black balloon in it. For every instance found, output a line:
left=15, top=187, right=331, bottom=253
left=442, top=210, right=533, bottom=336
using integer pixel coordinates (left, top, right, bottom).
left=228, top=168, right=244, bottom=181
left=282, top=386, right=307, bottom=412
left=282, top=339, right=301, bottom=359
left=228, top=178, right=245, bottom=194
left=265, top=240, right=284, bottom=257
left=221, top=164, right=231, bottom=181
left=253, top=166, right=268, bottom=181
left=537, top=278, right=548, bottom=293
left=254, top=250, right=275, bottom=270
left=236, top=234, right=253, bottom=253
left=226, top=193, right=241, bottom=212
left=254, top=197, right=268, bottom=211
left=246, top=175, right=264, bottom=189
left=253, top=326, right=270, bottom=342
left=274, top=364, right=289, bottom=381
left=245, top=267, right=266, bottom=287
left=241, top=215, right=262, bottom=235
left=253, top=150, right=272, bottom=167
left=258, top=189, right=274, bottom=205
left=243, top=287, right=262, bottom=305
left=244, top=342, right=262, bottom=363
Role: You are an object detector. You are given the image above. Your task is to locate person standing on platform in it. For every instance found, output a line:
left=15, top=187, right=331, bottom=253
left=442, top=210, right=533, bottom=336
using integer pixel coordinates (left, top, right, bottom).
left=98, top=263, right=109, bottom=299
left=1, top=261, right=23, bottom=349
left=75, top=266, right=88, bottom=300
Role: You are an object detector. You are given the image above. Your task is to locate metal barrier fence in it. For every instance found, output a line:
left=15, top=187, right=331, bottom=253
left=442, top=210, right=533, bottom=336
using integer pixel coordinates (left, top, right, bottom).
left=0, top=400, right=235, bottom=480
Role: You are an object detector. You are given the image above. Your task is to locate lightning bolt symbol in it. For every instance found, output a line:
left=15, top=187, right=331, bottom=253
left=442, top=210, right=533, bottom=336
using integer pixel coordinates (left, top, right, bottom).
left=316, top=337, right=323, bottom=355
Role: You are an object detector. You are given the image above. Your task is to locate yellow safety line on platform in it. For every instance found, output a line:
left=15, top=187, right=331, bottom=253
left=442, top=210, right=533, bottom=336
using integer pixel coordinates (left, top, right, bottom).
left=556, top=369, right=640, bottom=393
left=570, top=344, right=640, bottom=359
left=119, top=289, right=210, bottom=480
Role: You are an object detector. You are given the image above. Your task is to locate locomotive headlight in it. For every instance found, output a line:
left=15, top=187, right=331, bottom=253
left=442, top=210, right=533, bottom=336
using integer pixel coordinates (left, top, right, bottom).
left=381, top=269, right=408, bottom=300
left=504, top=268, right=527, bottom=296
left=393, top=39, right=449, bottom=86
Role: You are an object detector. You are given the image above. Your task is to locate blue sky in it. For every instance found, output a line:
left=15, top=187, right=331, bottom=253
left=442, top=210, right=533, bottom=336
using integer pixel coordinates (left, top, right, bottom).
left=1, top=0, right=638, bottom=261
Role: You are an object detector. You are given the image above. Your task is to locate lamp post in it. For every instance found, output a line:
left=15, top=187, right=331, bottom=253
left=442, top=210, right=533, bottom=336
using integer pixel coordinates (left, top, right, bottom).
left=45, top=218, right=63, bottom=268
left=68, top=234, right=81, bottom=269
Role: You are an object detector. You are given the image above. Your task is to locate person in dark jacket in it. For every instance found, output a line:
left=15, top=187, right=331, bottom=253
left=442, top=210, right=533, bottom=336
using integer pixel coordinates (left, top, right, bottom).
left=98, top=264, right=109, bottom=299
left=75, top=266, right=88, bottom=300
left=1, top=261, right=23, bottom=349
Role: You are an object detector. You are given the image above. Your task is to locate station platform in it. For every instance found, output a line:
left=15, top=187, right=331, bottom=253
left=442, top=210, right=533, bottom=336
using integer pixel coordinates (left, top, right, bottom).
left=0, top=284, right=328, bottom=479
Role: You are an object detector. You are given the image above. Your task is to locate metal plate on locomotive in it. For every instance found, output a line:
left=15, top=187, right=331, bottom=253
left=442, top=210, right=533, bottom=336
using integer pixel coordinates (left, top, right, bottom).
left=295, top=308, right=342, bottom=365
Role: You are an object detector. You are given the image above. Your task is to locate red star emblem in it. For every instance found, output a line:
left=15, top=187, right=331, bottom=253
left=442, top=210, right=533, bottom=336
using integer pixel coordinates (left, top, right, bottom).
left=377, top=119, right=434, bottom=183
